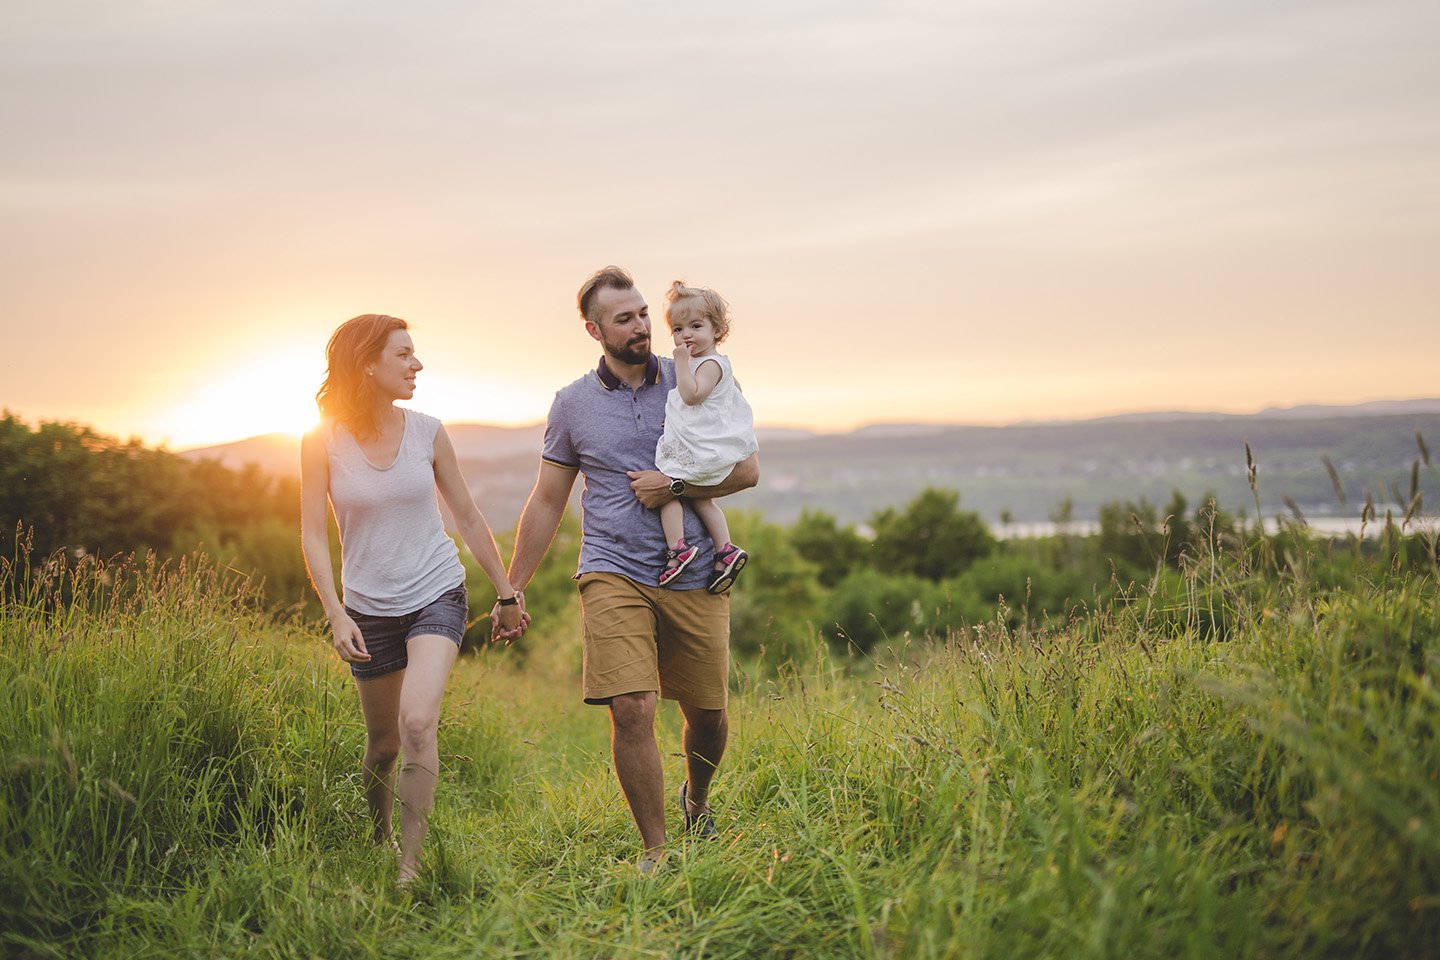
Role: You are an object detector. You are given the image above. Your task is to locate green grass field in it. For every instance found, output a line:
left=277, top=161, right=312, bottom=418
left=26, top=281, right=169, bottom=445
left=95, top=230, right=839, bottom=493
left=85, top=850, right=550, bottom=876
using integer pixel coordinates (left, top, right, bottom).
left=2, top=541, right=1437, bottom=959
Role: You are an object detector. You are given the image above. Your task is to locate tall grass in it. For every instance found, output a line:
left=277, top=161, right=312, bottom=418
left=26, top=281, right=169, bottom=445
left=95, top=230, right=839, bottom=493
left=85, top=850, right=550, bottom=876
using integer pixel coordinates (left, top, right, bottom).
left=1, top=534, right=1436, bottom=958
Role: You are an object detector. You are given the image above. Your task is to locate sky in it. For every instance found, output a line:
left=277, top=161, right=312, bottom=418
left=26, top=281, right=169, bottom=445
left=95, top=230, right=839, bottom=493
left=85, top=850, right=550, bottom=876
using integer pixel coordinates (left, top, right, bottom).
left=3, top=0, right=1437, bottom=448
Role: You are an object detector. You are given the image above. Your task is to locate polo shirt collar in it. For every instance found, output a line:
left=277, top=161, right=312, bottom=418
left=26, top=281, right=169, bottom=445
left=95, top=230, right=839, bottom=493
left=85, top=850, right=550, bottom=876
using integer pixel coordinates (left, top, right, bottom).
left=595, top=353, right=660, bottom=390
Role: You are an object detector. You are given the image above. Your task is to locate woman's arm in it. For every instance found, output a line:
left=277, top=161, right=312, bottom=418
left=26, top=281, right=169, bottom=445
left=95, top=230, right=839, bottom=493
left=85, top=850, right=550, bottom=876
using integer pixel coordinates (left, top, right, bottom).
left=673, top=351, right=724, bottom=405
left=432, top=426, right=526, bottom=637
left=300, top=429, right=369, bottom=663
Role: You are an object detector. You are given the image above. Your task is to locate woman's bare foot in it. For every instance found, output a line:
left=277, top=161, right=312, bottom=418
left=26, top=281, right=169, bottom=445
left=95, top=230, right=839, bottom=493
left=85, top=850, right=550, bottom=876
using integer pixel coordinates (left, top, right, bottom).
left=397, top=860, right=420, bottom=886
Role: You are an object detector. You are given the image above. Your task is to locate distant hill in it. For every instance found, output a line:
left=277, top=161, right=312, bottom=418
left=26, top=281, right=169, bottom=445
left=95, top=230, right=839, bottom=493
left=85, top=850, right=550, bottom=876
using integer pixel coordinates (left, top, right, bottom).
left=181, top=422, right=549, bottom=476
left=736, top=412, right=1440, bottom=526
left=1077, top=398, right=1440, bottom=424
left=179, top=400, right=1440, bottom=530
left=179, top=432, right=300, bottom=479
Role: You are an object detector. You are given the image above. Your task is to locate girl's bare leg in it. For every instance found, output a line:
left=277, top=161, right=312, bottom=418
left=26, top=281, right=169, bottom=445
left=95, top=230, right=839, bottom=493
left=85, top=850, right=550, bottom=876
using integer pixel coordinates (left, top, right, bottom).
left=355, top=671, right=404, bottom=844
left=395, top=633, right=459, bottom=881
left=691, top=497, right=731, bottom=556
left=660, top=497, right=686, bottom=548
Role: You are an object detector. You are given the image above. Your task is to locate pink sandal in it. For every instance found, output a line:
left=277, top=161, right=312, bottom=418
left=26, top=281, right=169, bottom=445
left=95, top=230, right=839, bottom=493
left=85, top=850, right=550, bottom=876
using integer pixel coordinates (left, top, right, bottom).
left=706, top=542, right=748, bottom=594
left=659, top=539, right=699, bottom=587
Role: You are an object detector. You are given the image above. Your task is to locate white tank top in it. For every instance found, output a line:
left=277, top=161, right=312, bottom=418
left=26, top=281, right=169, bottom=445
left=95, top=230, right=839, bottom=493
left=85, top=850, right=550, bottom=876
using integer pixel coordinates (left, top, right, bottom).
left=324, top=408, right=464, bottom=616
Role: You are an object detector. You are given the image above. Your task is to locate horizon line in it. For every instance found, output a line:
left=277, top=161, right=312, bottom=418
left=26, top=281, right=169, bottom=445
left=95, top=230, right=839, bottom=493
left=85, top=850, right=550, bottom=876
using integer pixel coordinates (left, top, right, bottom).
left=157, top=394, right=1440, bottom=453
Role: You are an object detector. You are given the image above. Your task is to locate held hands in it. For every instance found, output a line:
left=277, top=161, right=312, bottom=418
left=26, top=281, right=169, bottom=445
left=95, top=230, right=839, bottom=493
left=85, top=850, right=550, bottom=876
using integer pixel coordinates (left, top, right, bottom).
left=329, top=611, right=370, bottom=664
left=628, top=470, right=675, bottom=508
left=489, top=593, right=531, bottom=645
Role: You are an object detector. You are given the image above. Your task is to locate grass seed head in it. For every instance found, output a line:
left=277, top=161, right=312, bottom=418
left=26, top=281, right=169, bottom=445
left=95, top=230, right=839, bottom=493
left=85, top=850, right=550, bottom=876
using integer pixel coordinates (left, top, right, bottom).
left=1283, top=496, right=1306, bottom=524
left=1404, top=492, right=1423, bottom=525
left=1322, top=456, right=1347, bottom=506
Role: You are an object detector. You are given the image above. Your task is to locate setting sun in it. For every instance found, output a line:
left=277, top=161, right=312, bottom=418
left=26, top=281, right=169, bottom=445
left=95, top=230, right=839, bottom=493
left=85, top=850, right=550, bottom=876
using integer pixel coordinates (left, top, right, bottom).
left=153, top=348, right=323, bottom=448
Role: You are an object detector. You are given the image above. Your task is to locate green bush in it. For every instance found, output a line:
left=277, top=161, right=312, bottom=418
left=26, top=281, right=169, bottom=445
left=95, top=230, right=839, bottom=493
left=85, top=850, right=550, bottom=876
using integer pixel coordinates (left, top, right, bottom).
left=821, top=568, right=974, bottom=653
left=952, top=549, right=1102, bottom=628
left=787, top=509, right=869, bottom=588
left=870, top=487, right=994, bottom=581
left=723, top=511, right=823, bottom=666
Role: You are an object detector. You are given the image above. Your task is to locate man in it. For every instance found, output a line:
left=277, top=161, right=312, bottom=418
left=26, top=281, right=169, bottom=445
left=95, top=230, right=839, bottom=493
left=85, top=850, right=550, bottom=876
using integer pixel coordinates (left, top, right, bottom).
left=495, top=265, right=759, bottom=874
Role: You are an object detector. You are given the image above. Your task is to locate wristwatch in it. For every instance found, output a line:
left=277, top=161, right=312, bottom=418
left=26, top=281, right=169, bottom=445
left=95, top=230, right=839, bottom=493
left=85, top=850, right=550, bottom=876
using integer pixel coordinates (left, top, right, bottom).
left=668, top=477, right=687, bottom=496
left=497, top=594, right=520, bottom=607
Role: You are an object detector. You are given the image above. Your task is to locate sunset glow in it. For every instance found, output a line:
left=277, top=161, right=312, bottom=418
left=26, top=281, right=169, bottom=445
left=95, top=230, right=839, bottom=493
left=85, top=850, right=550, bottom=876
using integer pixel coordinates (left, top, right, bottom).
left=149, top=348, right=324, bottom=448
left=3, top=2, right=1437, bottom=448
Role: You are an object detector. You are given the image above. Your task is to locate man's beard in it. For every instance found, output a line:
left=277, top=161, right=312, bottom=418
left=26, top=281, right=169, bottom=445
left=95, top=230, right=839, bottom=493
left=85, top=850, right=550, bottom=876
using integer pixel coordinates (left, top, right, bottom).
left=606, top=334, right=651, bottom=366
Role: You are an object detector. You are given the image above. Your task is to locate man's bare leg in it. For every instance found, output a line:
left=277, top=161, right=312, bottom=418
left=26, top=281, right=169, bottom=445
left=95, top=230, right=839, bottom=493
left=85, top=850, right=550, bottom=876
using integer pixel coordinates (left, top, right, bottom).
left=678, top=701, right=728, bottom=817
left=609, top=691, right=667, bottom=861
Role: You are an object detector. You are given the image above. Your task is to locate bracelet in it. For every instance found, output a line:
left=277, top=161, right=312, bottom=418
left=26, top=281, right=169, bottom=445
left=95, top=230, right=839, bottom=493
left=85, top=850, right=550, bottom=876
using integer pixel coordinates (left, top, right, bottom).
left=497, top=594, right=520, bottom=607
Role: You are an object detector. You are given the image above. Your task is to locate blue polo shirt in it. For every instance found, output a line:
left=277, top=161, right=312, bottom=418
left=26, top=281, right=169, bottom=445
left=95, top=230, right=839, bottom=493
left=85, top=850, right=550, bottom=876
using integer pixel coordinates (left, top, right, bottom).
left=542, top=354, right=714, bottom=588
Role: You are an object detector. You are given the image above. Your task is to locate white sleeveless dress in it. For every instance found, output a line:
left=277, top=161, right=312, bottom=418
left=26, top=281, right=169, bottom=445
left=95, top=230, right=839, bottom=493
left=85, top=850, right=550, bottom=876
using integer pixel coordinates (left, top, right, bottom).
left=655, top=354, right=759, bottom=486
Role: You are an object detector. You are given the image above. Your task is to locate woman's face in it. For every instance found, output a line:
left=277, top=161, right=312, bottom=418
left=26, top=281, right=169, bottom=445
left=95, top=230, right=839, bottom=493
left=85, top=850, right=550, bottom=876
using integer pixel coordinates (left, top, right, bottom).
left=367, top=329, right=422, bottom=401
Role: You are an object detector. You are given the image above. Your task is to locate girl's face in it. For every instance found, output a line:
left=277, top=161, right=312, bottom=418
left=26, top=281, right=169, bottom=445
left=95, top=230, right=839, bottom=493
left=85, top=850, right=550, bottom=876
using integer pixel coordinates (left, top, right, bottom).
left=669, top=311, right=717, bottom=357
left=367, top=329, right=422, bottom=401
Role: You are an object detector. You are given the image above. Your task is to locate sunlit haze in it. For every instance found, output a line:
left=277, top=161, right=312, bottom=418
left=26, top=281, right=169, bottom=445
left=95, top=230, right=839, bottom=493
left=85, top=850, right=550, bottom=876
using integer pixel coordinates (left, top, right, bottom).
left=3, top=1, right=1437, bottom=448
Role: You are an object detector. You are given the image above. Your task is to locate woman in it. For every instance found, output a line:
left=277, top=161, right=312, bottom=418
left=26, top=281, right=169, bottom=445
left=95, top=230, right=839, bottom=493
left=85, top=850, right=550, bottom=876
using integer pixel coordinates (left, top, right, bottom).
left=300, top=313, right=527, bottom=883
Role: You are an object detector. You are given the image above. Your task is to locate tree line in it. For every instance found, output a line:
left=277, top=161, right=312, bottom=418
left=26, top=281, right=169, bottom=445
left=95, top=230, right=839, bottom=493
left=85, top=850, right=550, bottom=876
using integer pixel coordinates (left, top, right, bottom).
left=5, top=413, right=1435, bottom=663
left=2, top=413, right=311, bottom=607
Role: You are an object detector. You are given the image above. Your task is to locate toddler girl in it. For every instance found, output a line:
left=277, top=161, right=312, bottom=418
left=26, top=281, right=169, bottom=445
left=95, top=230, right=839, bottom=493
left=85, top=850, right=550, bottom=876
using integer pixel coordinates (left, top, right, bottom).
left=654, top=281, right=759, bottom=593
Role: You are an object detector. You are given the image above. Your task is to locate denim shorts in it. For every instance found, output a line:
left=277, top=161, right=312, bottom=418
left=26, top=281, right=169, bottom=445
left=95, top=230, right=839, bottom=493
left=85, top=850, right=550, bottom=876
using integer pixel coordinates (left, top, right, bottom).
left=344, top=583, right=468, bottom=681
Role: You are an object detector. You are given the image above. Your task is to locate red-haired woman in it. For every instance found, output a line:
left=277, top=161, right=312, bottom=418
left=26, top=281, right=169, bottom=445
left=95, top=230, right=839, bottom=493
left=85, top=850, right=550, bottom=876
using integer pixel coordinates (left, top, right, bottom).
left=300, top=313, right=527, bottom=884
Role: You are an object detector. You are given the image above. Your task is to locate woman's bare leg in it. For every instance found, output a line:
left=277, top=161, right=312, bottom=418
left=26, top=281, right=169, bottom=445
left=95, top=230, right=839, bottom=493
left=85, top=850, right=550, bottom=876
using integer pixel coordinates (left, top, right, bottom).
left=395, top=633, right=459, bottom=881
left=355, top=671, right=404, bottom=844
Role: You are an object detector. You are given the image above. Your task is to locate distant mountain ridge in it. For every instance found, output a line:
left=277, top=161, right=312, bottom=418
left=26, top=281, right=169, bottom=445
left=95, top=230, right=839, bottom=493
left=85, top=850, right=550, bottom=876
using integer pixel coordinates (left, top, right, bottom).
left=182, top=399, right=1440, bottom=475
left=178, top=399, right=1440, bottom=530
left=1078, top=398, right=1440, bottom=424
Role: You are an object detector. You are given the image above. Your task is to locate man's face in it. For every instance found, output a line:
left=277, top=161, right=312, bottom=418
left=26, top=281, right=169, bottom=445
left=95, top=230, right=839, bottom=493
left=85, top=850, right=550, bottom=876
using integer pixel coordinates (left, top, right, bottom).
left=586, top=286, right=652, bottom=365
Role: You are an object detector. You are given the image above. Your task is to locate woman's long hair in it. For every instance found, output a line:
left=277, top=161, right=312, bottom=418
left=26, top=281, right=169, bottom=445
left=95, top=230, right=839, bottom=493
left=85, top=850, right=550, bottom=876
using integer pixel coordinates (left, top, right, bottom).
left=316, top=314, right=408, bottom=440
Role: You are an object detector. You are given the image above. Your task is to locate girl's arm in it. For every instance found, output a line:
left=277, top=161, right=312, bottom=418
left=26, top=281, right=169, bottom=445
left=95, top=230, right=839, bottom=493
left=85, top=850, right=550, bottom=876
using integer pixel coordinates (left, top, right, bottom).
left=432, top=426, right=526, bottom=637
left=673, top=350, right=724, bottom=405
left=300, top=428, right=369, bottom=663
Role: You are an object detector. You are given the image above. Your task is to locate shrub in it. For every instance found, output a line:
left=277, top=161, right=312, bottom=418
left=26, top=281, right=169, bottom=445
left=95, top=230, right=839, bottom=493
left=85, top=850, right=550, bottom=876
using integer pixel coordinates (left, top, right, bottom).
left=821, top=568, right=975, bottom=653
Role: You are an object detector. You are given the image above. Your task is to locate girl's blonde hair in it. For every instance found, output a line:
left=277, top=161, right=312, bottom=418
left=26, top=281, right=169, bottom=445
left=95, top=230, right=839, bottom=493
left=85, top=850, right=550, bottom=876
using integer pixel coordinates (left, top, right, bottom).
left=665, top=280, right=731, bottom=343
left=316, top=314, right=408, bottom=440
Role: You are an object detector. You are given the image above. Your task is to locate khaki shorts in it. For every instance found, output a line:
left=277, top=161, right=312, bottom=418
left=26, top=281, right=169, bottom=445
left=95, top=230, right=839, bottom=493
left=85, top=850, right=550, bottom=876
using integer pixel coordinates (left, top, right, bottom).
left=577, top=571, right=730, bottom=709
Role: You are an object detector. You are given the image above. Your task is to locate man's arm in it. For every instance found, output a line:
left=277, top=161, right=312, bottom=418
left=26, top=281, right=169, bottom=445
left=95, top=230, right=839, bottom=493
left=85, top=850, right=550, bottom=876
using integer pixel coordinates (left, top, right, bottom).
left=627, top=452, right=760, bottom=509
left=507, top=460, right=579, bottom=592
